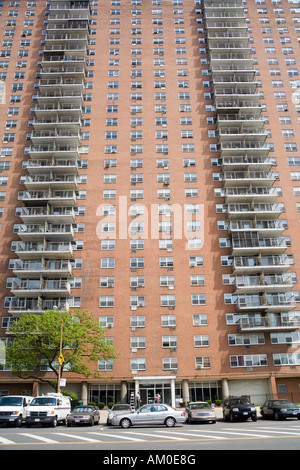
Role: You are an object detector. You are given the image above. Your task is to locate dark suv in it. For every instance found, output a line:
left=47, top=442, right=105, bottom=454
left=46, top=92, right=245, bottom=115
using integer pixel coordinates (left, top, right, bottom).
left=223, top=396, right=257, bottom=422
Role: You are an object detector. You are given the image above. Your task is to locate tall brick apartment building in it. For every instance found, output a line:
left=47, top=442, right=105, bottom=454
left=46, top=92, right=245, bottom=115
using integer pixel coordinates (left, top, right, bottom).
left=0, top=0, right=300, bottom=406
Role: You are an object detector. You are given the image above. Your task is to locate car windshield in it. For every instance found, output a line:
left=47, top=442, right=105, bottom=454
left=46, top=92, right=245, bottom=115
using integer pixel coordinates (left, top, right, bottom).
left=189, top=403, right=211, bottom=410
left=272, top=400, right=294, bottom=406
left=229, top=398, right=250, bottom=405
left=73, top=407, right=93, bottom=413
left=30, top=397, right=56, bottom=406
left=0, top=397, right=23, bottom=407
left=112, top=405, right=131, bottom=411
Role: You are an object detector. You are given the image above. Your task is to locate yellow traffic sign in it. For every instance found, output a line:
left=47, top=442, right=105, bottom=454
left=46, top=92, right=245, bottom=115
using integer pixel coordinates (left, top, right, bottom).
left=58, top=353, right=64, bottom=365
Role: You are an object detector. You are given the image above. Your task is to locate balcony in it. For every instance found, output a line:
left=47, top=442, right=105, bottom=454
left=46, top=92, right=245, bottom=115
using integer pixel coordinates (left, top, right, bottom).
left=232, top=255, right=291, bottom=275
left=223, top=171, right=275, bottom=187
left=8, top=298, right=70, bottom=316
left=236, top=293, right=296, bottom=312
left=229, top=219, right=286, bottom=237
left=11, top=278, right=71, bottom=297
left=238, top=315, right=300, bottom=333
left=221, top=156, right=273, bottom=172
left=234, top=273, right=293, bottom=294
left=19, top=190, right=77, bottom=207
left=224, top=187, right=279, bottom=203
left=25, top=159, right=78, bottom=174
left=220, top=142, right=270, bottom=157
left=13, top=259, right=72, bottom=278
left=17, top=223, right=74, bottom=242
left=22, top=174, right=78, bottom=191
left=231, top=235, right=287, bottom=256
left=15, top=241, right=73, bottom=260
left=227, top=203, right=283, bottom=219
left=18, top=206, right=75, bottom=224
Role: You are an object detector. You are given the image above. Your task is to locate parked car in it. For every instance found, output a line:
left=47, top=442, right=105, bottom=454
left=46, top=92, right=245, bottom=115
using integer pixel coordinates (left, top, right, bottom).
left=223, top=396, right=257, bottom=422
left=260, top=399, right=300, bottom=421
left=185, top=402, right=216, bottom=424
left=110, top=403, right=186, bottom=428
left=66, top=405, right=100, bottom=426
left=107, top=404, right=133, bottom=425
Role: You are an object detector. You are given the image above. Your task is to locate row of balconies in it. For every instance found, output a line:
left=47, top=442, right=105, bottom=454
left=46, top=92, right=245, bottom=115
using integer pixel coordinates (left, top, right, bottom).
left=9, top=0, right=90, bottom=315
left=203, top=0, right=298, bottom=327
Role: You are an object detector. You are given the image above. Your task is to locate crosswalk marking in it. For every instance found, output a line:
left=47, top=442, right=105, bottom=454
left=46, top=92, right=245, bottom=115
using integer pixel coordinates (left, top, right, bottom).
left=196, top=430, right=270, bottom=438
left=0, top=436, right=15, bottom=445
left=55, top=432, right=102, bottom=443
left=260, top=427, right=300, bottom=436
left=1, top=424, right=300, bottom=447
left=19, top=433, right=59, bottom=444
left=88, top=432, right=145, bottom=442
left=125, top=431, right=189, bottom=441
left=156, top=430, right=227, bottom=440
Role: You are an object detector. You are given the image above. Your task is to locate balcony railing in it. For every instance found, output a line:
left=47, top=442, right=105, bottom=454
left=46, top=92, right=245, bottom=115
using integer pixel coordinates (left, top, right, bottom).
left=238, top=316, right=300, bottom=332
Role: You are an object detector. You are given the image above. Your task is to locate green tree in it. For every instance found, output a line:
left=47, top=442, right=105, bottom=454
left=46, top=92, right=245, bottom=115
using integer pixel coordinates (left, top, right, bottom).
left=5, top=309, right=118, bottom=392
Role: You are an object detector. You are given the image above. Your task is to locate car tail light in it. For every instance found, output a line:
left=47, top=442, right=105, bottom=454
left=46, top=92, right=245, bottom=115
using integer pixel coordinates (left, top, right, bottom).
left=181, top=412, right=185, bottom=416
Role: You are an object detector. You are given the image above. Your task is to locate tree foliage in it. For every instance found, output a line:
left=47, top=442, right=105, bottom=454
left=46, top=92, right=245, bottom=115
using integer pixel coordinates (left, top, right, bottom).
left=5, top=309, right=118, bottom=391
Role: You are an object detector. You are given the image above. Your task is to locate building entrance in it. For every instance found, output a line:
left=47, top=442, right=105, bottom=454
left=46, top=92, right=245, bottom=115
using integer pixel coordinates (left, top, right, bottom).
left=139, top=383, right=171, bottom=405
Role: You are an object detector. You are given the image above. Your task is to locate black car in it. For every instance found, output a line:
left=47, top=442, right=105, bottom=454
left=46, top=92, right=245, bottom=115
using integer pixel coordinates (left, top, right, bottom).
left=223, top=396, right=257, bottom=422
left=260, top=399, right=300, bottom=421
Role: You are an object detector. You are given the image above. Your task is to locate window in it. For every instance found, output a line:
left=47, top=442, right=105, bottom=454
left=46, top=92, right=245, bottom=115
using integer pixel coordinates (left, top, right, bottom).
left=194, top=335, right=209, bottom=347
left=131, top=358, right=146, bottom=370
left=163, top=357, right=178, bottom=370
left=230, top=355, right=268, bottom=368
left=285, top=143, right=297, bottom=151
left=191, top=294, right=206, bottom=305
left=101, top=258, right=115, bottom=269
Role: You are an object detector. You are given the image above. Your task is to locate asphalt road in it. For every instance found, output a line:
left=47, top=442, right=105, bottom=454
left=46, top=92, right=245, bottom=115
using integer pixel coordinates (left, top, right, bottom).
left=0, top=418, right=300, bottom=453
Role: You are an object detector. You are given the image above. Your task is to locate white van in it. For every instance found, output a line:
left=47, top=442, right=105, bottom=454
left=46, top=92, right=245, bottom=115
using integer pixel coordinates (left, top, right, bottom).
left=0, top=395, right=33, bottom=426
left=25, top=393, right=71, bottom=427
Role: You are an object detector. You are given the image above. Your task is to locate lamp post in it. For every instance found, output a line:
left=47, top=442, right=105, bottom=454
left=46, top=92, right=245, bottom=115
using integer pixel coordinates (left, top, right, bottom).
left=57, top=316, right=64, bottom=393
left=54, top=306, right=64, bottom=394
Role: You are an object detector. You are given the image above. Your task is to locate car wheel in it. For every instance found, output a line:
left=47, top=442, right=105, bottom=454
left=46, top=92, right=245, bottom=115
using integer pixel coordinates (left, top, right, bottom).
left=51, top=416, right=58, bottom=427
left=15, top=415, right=22, bottom=427
left=229, top=413, right=236, bottom=422
left=120, top=418, right=131, bottom=429
left=274, top=412, right=280, bottom=421
left=165, top=417, right=176, bottom=427
left=252, top=416, right=257, bottom=422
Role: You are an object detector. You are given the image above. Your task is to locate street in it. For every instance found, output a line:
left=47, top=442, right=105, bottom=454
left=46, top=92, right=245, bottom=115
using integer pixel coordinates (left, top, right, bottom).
left=0, top=418, right=300, bottom=452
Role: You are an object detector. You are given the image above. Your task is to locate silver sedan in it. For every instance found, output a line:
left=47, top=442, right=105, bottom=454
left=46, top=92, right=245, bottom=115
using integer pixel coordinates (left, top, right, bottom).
left=110, top=403, right=186, bottom=428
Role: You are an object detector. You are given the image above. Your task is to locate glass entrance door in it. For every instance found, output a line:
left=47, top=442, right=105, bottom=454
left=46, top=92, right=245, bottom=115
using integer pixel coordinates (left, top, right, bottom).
left=139, top=382, right=170, bottom=405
